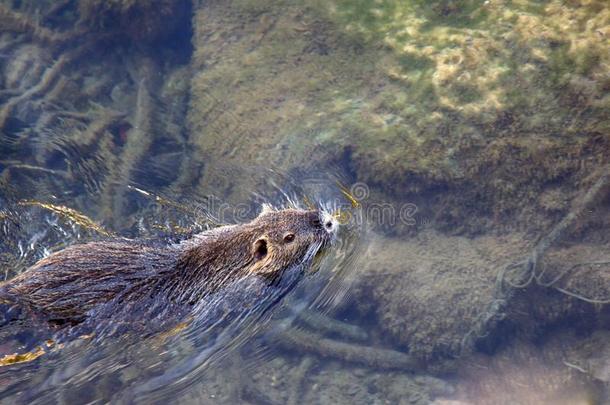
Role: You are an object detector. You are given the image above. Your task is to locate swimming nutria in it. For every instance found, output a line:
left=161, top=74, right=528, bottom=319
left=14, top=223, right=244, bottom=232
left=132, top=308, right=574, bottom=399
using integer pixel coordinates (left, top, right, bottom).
left=0, top=207, right=338, bottom=330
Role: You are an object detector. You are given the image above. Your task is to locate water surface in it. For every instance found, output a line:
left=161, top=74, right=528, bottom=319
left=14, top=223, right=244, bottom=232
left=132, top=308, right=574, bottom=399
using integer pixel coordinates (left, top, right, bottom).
left=0, top=0, right=609, bottom=403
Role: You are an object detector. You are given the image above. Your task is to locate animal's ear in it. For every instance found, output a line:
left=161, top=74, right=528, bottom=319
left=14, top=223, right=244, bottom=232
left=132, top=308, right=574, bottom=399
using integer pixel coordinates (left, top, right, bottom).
left=258, top=203, right=275, bottom=216
left=252, top=237, right=268, bottom=261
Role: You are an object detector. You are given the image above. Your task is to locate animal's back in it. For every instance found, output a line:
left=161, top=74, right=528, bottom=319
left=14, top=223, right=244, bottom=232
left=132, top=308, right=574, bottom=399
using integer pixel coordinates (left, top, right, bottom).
left=1, top=240, right=178, bottom=323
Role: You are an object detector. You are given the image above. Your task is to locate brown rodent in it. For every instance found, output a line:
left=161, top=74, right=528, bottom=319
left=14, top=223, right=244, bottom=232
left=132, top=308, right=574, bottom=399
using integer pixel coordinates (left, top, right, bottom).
left=0, top=207, right=338, bottom=328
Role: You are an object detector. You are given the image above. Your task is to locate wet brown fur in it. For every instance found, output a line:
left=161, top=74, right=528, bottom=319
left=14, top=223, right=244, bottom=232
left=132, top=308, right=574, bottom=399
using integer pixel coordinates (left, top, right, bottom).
left=1, top=209, right=331, bottom=325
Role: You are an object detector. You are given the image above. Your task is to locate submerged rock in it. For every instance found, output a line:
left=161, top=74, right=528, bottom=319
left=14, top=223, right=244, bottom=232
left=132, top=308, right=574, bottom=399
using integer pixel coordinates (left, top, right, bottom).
left=343, top=231, right=529, bottom=364
left=341, top=217, right=609, bottom=368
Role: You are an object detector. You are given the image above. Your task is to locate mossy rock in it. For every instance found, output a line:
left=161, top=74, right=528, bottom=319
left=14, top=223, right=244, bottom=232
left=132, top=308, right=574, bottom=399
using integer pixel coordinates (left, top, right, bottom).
left=341, top=221, right=609, bottom=367
left=342, top=231, right=530, bottom=363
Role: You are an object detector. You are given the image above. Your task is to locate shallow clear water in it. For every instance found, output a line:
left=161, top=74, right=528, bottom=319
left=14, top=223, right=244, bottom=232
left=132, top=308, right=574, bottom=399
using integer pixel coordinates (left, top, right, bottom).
left=1, top=0, right=609, bottom=403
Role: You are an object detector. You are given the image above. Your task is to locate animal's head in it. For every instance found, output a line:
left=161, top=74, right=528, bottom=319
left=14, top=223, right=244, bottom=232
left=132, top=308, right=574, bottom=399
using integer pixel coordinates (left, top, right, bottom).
left=246, top=206, right=338, bottom=277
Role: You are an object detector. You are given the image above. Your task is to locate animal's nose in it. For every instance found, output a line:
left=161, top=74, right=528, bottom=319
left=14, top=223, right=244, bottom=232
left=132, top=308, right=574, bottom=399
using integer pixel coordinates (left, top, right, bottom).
left=321, top=211, right=338, bottom=234
left=308, top=210, right=338, bottom=234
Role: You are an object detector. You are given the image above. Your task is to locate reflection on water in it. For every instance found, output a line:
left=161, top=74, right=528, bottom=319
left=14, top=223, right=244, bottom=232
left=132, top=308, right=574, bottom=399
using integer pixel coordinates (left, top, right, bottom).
left=1, top=0, right=609, bottom=403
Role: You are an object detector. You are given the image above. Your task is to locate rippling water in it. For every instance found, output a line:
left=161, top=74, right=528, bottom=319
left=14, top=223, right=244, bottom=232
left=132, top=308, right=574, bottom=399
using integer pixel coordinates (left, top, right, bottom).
left=0, top=169, right=369, bottom=402
left=1, top=0, right=609, bottom=403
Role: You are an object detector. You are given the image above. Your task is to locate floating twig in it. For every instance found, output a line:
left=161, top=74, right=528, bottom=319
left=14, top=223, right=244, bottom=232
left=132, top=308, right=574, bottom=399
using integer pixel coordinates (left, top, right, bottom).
left=0, top=339, right=56, bottom=367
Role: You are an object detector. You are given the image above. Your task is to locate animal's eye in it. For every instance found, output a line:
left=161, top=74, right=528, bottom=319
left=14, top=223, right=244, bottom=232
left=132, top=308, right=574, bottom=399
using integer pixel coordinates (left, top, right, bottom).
left=283, top=233, right=295, bottom=243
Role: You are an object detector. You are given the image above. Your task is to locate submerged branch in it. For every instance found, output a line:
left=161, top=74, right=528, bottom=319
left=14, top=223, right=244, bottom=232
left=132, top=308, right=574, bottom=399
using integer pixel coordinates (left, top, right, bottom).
left=287, top=356, right=314, bottom=405
left=0, top=44, right=90, bottom=131
left=0, top=5, right=83, bottom=45
left=463, top=163, right=610, bottom=351
left=1, top=162, right=68, bottom=177
left=297, top=309, right=369, bottom=341
left=278, top=328, right=418, bottom=370
left=99, top=59, right=157, bottom=227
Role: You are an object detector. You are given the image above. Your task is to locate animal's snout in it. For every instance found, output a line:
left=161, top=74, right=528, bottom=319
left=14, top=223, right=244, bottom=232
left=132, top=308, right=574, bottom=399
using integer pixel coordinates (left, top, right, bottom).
left=307, top=210, right=339, bottom=236
left=320, top=211, right=338, bottom=235
left=309, top=211, right=339, bottom=233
